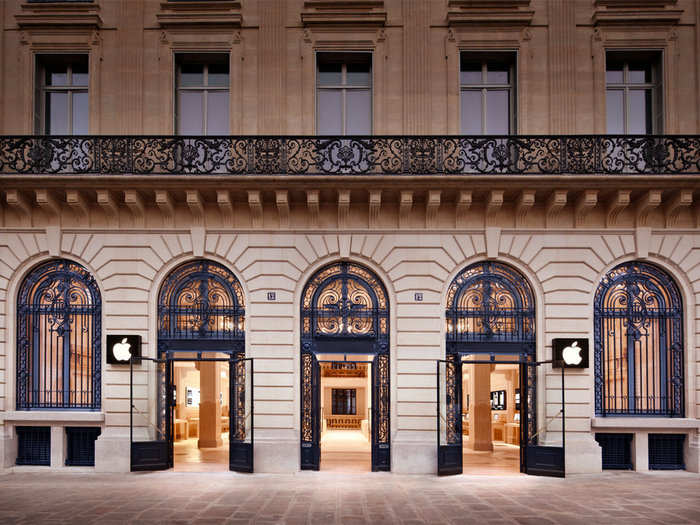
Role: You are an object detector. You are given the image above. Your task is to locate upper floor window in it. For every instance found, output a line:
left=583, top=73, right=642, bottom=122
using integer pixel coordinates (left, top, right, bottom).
left=460, top=52, right=516, bottom=135
left=35, top=54, right=88, bottom=135
left=176, top=54, right=229, bottom=135
left=606, top=51, right=663, bottom=134
left=316, top=52, right=372, bottom=135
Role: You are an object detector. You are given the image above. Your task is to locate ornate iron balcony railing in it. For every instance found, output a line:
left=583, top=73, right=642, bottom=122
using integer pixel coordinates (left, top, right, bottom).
left=1, top=135, right=699, bottom=176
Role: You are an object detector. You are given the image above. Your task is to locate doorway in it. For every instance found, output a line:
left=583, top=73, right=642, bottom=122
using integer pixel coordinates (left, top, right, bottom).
left=318, top=356, right=372, bottom=472
left=300, top=261, right=391, bottom=472
left=171, top=353, right=230, bottom=472
left=130, top=353, right=253, bottom=473
left=460, top=355, right=521, bottom=475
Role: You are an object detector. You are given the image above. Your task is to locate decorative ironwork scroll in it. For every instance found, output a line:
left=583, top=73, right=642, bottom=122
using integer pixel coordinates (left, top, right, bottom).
left=446, top=261, right=535, bottom=343
left=300, top=261, right=390, bottom=470
left=2, top=135, right=699, bottom=175
left=594, top=261, right=683, bottom=417
left=17, top=259, right=101, bottom=410
left=158, top=259, right=245, bottom=341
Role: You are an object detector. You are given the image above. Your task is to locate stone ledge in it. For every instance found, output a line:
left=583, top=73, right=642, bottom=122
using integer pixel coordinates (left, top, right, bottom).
left=2, top=411, right=105, bottom=424
left=591, top=417, right=700, bottom=430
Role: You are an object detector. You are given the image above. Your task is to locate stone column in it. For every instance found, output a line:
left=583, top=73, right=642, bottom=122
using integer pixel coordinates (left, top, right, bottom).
left=466, top=358, right=492, bottom=451
left=198, top=360, right=222, bottom=448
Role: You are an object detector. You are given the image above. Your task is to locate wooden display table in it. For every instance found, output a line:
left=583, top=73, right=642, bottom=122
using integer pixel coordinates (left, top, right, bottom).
left=174, top=419, right=189, bottom=441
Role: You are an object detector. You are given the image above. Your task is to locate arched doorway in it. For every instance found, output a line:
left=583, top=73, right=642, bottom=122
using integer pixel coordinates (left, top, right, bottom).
left=438, top=261, right=562, bottom=476
left=300, top=261, right=390, bottom=471
left=131, top=259, right=252, bottom=472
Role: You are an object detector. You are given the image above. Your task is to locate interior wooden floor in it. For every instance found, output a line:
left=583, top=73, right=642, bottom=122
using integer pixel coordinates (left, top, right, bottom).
left=462, top=441, right=521, bottom=475
left=320, top=429, right=371, bottom=472
left=173, top=434, right=229, bottom=472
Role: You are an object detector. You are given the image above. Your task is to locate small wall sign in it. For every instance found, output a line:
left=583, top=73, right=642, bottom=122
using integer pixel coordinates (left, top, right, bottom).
left=414, top=292, right=423, bottom=302
left=552, top=338, right=589, bottom=368
left=106, top=334, right=142, bottom=365
left=267, top=292, right=276, bottom=301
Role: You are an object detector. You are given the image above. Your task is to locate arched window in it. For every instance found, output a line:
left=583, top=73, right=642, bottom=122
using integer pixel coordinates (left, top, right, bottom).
left=17, top=259, right=101, bottom=409
left=158, top=259, right=245, bottom=341
left=446, top=261, right=535, bottom=344
left=301, top=262, right=389, bottom=341
left=594, top=261, right=683, bottom=417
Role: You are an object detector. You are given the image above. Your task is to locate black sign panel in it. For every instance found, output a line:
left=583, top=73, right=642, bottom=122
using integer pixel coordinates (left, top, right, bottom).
left=552, top=338, right=588, bottom=368
left=107, top=334, right=142, bottom=364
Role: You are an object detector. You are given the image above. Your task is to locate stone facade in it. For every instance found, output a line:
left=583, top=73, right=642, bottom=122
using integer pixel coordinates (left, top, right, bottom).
left=0, top=0, right=699, bottom=475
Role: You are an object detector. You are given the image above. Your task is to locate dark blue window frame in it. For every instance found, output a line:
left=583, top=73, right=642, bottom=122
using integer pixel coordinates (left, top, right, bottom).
left=17, top=259, right=101, bottom=410
left=594, top=261, right=684, bottom=417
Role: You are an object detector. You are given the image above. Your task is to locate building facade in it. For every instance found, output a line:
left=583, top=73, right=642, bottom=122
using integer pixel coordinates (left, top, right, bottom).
left=0, top=0, right=700, bottom=475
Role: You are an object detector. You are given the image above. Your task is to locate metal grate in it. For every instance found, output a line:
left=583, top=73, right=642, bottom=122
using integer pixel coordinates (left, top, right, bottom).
left=16, top=426, right=51, bottom=466
left=65, top=427, right=101, bottom=466
left=649, top=433, right=685, bottom=470
left=595, top=433, right=633, bottom=470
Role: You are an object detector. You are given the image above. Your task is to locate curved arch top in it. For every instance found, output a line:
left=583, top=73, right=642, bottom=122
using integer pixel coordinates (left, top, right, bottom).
left=17, top=258, right=102, bottom=410
left=158, top=259, right=246, bottom=342
left=446, top=261, right=535, bottom=346
left=301, top=261, right=389, bottom=346
left=594, top=260, right=684, bottom=417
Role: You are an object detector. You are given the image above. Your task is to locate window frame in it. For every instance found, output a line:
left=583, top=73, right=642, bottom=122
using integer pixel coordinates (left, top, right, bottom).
left=174, top=53, right=230, bottom=136
left=35, top=54, right=89, bottom=135
left=459, top=51, right=517, bottom=135
left=605, top=49, right=664, bottom=134
left=315, top=50, right=373, bottom=135
left=331, top=388, right=357, bottom=415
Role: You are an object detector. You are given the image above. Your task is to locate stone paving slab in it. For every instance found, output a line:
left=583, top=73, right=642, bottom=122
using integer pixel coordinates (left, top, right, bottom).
left=0, top=470, right=698, bottom=524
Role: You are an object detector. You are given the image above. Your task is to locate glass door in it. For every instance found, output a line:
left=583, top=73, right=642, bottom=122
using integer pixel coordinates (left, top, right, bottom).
left=229, top=357, right=254, bottom=472
left=437, top=359, right=462, bottom=475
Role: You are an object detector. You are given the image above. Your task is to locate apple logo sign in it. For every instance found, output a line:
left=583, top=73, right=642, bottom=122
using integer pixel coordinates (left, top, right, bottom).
left=113, top=338, right=132, bottom=362
left=107, top=334, right=141, bottom=364
left=553, top=338, right=588, bottom=368
left=562, top=341, right=582, bottom=366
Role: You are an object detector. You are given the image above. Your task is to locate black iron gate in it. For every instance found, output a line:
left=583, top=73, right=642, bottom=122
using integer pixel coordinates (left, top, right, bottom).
left=437, top=356, right=565, bottom=477
left=130, top=356, right=170, bottom=471
left=130, top=354, right=254, bottom=473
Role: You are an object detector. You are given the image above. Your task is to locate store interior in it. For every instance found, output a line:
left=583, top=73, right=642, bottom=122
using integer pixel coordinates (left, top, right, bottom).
left=462, top=356, right=521, bottom=475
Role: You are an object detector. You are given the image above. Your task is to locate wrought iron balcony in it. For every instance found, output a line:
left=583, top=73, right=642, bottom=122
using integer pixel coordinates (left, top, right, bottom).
left=1, top=135, right=699, bottom=176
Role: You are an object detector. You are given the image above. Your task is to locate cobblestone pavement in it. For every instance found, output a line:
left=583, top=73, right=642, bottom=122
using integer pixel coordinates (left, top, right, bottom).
left=0, top=470, right=699, bottom=524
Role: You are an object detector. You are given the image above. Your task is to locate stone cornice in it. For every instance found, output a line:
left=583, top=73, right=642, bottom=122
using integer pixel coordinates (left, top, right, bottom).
left=157, top=1, right=242, bottom=28
left=593, top=0, right=682, bottom=25
left=301, top=0, right=386, bottom=27
left=447, top=0, right=533, bottom=27
left=16, top=1, right=102, bottom=29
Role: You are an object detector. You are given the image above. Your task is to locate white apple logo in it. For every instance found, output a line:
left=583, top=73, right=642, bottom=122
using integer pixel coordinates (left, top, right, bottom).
left=562, top=341, right=582, bottom=366
left=113, top=338, right=132, bottom=362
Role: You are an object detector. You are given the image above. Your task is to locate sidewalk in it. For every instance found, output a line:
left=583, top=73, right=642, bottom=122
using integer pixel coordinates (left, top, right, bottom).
left=0, top=470, right=698, bottom=524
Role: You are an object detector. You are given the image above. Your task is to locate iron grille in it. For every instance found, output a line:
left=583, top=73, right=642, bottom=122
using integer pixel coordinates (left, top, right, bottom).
left=16, top=259, right=101, bottom=410
left=648, top=434, right=685, bottom=470
left=1, top=135, right=699, bottom=175
left=16, top=426, right=51, bottom=466
left=157, top=260, right=245, bottom=341
left=595, top=433, right=633, bottom=470
left=445, top=262, right=535, bottom=344
left=594, top=262, right=683, bottom=417
left=65, top=427, right=101, bottom=466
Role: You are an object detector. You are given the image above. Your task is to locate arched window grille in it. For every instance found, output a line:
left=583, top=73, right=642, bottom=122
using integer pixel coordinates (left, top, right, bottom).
left=17, top=259, right=101, bottom=410
left=446, top=261, right=535, bottom=344
left=158, top=259, right=245, bottom=341
left=594, top=261, right=683, bottom=417
left=301, top=262, right=389, bottom=340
